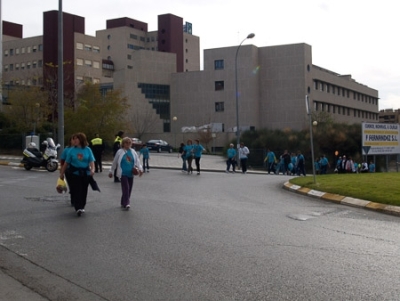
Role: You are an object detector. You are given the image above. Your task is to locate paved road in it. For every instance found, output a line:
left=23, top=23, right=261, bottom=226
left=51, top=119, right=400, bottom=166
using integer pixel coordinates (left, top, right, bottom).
left=1, top=153, right=400, bottom=300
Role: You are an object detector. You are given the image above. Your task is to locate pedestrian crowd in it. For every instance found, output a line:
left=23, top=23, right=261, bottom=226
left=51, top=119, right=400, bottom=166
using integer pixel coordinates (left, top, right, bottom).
left=59, top=131, right=143, bottom=217
left=58, top=133, right=378, bottom=217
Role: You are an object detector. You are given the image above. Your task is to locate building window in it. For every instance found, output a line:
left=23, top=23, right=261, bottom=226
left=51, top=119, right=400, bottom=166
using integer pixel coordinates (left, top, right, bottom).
left=107, top=34, right=111, bottom=40
left=32, top=61, right=37, bottom=68
left=140, top=37, right=145, bottom=42
left=27, top=46, right=31, bottom=53
left=10, top=64, right=14, bottom=71
left=93, top=61, right=100, bottom=69
left=127, top=65, right=133, bottom=69
left=332, top=105, right=336, bottom=114
left=338, top=106, right=341, bottom=114
left=16, top=48, right=20, bottom=55
left=85, top=60, right=92, bottom=67
left=76, top=76, right=83, bottom=84
left=4, top=50, right=8, bottom=57
left=93, top=78, right=100, bottom=84
left=10, top=49, right=14, bottom=56
left=93, top=46, right=100, bottom=53
left=215, top=81, right=224, bottom=91
left=33, top=46, right=37, bottom=53
left=4, top=65, right=8, bottom=71
left=214, top=60, right=224, bottom=70
left=21, top=63, right=25, bottom=70
left=215, top=102, right=224, bottom=112
left=38, top=60, right=43, bottom=67
left=321, top=83, right=324, bottom=92
left=327, top=84, right=330, bottom=93
left=332, top=86, right=335, bottom=94
left=84, top=44, right=92, bottom=51
left=127, top=54, right=132, bottom=60
left=39, top=44, right=43, bottom=51
left=314, top=101, right=319, bottom=111
left=15, top=63, right=19, bottom=70
left=77, top=58, right=83, bottom=66
left=76, top=43, right=83, bottom=50
left=21, top=47, right=25, bottom=54
left=130, top=34, right=137, bottom=39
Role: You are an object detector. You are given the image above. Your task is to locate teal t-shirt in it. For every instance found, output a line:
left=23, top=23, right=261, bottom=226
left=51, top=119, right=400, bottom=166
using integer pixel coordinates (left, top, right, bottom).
left=121, top=151, right=135, bottom=177
left=193, top=144, right=204, bottom=158
left=227, top=148, right=236, bottom=159
left=66, top=146, right=95, bottom=176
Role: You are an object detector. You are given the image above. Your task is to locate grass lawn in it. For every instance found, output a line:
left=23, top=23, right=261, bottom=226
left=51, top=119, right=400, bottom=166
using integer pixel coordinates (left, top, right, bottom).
left=289, top=173, right=400, bottom=206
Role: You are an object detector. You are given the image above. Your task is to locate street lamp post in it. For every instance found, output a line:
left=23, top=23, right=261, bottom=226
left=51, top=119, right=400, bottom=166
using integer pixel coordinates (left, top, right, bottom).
left=172, top=116, right=177, bottom=149
left=235, top=33, right=255, bottom=161
left=306, top=95, right=317, bottom=184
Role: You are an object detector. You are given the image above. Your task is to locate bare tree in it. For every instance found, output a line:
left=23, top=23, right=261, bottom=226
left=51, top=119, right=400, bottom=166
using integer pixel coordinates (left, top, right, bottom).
left=129, top=105, right=160, bottom=139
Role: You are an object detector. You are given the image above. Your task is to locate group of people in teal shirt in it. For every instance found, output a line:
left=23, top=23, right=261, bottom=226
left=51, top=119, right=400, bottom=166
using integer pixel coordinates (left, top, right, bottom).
left=180, top=139, right=205, bottom=175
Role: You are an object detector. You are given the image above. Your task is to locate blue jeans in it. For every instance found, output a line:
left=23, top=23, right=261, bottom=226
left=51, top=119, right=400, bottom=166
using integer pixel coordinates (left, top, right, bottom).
left=181, top=155, right=187, bottom=171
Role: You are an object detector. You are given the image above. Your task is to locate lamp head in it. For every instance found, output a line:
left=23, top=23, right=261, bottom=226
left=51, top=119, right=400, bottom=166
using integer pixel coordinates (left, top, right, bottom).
left=247, top=33, right=255, bottom=39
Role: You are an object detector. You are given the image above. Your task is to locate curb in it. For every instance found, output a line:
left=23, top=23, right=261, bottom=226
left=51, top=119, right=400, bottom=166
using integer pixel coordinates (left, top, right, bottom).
left=282, top=181, right=400, bottom=217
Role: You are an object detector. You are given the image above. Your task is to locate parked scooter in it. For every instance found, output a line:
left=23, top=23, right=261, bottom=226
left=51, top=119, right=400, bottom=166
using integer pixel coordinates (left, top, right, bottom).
left=21, top=138, right=60, bottom=172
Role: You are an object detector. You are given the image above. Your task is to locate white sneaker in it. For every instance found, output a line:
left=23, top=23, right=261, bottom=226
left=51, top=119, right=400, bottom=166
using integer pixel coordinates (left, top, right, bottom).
left=126, top=205, right=130, bottom=210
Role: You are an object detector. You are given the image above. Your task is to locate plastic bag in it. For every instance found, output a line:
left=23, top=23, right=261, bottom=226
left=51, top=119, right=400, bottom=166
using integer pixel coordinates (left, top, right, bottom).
left=56, top=178, right=68, bottom=194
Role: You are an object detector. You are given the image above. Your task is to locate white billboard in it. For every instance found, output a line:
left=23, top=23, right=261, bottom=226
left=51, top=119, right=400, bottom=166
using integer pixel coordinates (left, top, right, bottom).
left=362, top=122, right=400, bottom=155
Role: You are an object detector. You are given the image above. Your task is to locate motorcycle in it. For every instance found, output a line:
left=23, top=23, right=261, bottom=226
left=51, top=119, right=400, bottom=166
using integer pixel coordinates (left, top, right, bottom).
left=21, top=138, right=60, bottom=172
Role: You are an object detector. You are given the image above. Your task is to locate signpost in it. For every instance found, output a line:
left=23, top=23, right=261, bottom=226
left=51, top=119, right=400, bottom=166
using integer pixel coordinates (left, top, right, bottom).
left=361, top=122, right=400, bottom=155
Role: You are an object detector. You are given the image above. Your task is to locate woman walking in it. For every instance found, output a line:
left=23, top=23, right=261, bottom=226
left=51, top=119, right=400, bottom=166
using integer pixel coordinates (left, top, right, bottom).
left=178, top=142, right=187, bottom=172
left=59, top=132, right=95, bottom=216
left=193, top=139, right=205, bottom=175
left=109, top=137, right=143, bottom=210
left=184, top=140, right=194, bottom=174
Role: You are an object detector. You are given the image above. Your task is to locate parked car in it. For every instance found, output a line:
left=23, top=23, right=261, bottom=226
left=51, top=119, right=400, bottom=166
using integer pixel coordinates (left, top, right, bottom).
left=146, top=139, right=173, bottom=153
left=131, top=138, right=143, bottom=150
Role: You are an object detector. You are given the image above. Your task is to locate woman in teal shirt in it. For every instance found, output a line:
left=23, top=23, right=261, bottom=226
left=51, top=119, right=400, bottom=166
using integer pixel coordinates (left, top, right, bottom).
left=60, top=132, right=95, bottom=216
left=193, top=139, right=205, bottom=175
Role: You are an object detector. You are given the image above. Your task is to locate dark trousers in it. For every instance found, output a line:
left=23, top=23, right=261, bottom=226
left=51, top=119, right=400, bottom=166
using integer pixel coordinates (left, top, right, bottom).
left=120, top=176, right=133, bottom=207
left=69, top=174, right=89, bottom=211
left=93, top=152, right=102, bottom=172
left=65, top=171, right=73, bottom=205
left=297, top=164, right=306, bottom=176
left=240, top=158, right=248, bottom=173
left=267, top=162, right=275, bottom=174
left=142, top=158, right=149, bottom=170
left=195, top=157, right=201, bottom=173
left=227, top=158, right=236, bottom=171
left=186, top=157, right=193, bottom=173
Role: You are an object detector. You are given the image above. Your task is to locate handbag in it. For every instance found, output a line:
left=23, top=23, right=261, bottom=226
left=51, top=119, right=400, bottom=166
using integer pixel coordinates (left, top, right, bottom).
left=56, top=178, right=68, bottom=193
left=132, top=166, right=139, bottom=175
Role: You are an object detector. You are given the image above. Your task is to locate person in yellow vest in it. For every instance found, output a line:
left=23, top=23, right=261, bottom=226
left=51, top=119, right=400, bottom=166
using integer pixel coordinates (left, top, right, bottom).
left=89, top=133, right=105, bottom=173
left=113, top=131, right=124, bottom=182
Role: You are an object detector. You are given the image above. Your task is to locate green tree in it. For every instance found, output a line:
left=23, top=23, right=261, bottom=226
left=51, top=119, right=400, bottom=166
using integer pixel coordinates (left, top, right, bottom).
left=2, top=86, right=49, bottom=134
left=64, top=82, right=131, bottom=145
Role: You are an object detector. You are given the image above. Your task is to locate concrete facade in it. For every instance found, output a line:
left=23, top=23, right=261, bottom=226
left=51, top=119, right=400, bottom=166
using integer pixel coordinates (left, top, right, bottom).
left=170, top=43, right=379, bottom=139
left=379, top=109, right=400, bottom=123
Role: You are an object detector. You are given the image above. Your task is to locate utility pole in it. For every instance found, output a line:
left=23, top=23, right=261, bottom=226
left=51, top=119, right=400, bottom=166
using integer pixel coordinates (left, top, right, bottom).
left=57, top=0, right=64, bottom=153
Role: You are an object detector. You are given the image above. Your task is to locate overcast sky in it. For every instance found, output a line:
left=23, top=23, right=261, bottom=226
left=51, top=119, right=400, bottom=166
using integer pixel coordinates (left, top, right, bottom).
left=2, top=0, right=399, bottom=110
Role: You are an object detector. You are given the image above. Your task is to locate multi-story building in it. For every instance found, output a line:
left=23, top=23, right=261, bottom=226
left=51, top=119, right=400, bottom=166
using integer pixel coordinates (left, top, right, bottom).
left=379, top=109, right=400, bottom=124
left=171, top=43, right=379, bottom=137
left=2, top=11, right=379, bottom=148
